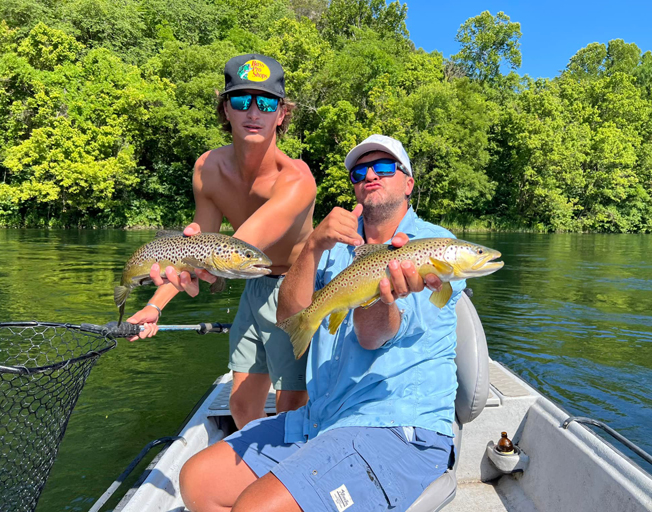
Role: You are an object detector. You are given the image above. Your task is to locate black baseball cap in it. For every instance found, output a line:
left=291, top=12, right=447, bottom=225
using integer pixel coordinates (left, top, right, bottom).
left=221, top=54, right=286, bottom=98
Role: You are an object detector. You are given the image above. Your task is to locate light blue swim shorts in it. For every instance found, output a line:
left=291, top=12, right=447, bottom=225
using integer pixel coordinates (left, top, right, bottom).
left=228, top=276, right=307, bottom=390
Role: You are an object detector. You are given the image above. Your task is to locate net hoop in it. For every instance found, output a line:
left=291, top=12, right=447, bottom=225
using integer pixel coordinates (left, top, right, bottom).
left=0, top=321, right=118, bottom=512
left=0, top=322, right=117, bottom=375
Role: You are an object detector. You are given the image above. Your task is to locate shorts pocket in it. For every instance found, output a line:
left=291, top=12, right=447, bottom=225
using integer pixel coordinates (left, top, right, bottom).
left=311, top=448, right=389, bottom=512
left=352, top=432, right=405, bottom=507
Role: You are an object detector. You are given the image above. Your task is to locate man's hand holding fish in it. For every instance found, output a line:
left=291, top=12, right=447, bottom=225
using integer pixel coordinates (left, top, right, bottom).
left=149, top=223, right=219, bottom=295
left=376, top=231, right=443, bottom=305
left=352, top=231, right=444, bottom=350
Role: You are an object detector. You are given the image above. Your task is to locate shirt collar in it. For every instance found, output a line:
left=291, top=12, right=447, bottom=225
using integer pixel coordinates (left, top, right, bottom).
left=356, top=206, right=419, bottom=243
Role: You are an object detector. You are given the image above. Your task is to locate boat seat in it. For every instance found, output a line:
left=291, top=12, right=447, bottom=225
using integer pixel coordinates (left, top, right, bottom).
left=406, top=292, right=490, bottom=512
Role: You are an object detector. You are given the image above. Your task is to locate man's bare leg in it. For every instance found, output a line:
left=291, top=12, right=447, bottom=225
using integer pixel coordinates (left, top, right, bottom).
left=275, top=390, right=308, bottom=413
left=230, top=371, right=271, bottom=429
left=179, top=441, right=258, bottom=512
left=232, top=472, right=302, bottom=512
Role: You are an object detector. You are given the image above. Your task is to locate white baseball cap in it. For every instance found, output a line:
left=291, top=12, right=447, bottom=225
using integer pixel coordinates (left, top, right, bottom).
left=344, top=134, right=412, bottom=177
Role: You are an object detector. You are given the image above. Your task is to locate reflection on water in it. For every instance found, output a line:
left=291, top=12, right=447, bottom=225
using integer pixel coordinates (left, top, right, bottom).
left=0, top=229, right=239, bottom=511
left=0, top=230, right=650, bottom=510
left=463, top=232, right=652, bottom=467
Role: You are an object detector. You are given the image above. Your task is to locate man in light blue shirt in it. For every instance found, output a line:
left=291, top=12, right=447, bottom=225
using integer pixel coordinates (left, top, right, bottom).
left=179, top=135, right=465, bottom=512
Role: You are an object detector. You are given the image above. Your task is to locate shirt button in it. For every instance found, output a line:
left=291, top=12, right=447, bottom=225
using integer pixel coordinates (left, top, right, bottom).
left=313, top=423, right=318, bottom=428
left=335, top=355, right=339, bottom=360
left=325, top=392, right=330, bottom=397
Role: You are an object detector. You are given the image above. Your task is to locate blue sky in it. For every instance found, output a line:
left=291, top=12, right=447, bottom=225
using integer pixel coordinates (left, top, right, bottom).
left=404, top=0, right=652, bottom=79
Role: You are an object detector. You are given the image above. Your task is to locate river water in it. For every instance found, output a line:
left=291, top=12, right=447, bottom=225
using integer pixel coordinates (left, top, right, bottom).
left=0, top=229, right=650, bottom=511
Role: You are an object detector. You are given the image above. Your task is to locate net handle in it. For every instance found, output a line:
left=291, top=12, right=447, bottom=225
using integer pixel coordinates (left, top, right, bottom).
left=0, top=321, right=230, bottom=375
left=80, top=321, right=232, bottom=338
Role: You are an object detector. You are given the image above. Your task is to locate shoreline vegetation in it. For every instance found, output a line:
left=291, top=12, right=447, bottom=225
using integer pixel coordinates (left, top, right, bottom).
left=1, top=220, right=640, bottom=235
left=1, top=1, right=652, bottom=234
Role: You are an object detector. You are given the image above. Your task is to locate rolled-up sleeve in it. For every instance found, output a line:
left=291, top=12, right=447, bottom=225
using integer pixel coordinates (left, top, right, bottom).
left=381, top=293, right=430, bottom=349
left=381, top=276, right=466, bottom=349
left=314, top=250, right=331, bottom=291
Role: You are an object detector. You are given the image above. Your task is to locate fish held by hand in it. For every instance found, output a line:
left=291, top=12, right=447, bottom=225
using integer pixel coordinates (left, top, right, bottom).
left=114, top=231, right=272, bottom=324
left=277, top=237, right=503, bottom=359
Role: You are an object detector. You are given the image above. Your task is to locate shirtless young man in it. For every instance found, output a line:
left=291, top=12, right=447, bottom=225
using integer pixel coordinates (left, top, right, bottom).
left=127, top=54, right=315, bottom=428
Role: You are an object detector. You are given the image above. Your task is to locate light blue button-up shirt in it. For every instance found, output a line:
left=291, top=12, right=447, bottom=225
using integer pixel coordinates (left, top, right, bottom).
left=284, top=207, right=465, bottom=444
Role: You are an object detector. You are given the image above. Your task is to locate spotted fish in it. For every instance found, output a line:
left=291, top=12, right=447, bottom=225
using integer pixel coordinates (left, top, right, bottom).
left=277, top=237, right=503, bottom=359
left=114, top=231, right=272, bottom=324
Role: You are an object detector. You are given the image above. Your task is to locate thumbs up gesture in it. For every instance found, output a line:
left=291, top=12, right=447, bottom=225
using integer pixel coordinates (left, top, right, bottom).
left=310, top=204, right=365, bottom=252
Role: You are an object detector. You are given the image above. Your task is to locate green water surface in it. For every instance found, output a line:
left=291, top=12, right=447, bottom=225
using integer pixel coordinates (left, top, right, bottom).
left=0, top=229, right=650, bottom=511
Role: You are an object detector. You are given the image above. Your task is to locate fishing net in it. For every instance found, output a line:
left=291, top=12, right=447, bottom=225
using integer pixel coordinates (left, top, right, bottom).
left=0, top=322, right=118, bottom=512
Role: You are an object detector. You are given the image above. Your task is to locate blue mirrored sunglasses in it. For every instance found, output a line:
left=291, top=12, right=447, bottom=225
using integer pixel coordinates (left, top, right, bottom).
left=229, top=93, right=280, bottom=113
left=349, top=158, right=408, bottom=184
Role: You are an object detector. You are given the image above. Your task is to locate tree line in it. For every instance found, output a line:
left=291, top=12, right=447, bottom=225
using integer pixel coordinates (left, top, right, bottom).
left=1, top=0, right=651, bottom=232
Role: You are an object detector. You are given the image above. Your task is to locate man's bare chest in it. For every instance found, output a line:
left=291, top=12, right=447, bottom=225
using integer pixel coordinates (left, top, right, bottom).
left=209, top=181, right=274, bottom=227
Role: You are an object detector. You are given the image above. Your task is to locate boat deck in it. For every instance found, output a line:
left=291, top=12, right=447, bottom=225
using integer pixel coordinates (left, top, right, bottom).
left=205, top=377, right=502, bottom=417
left=447, top=477, right=542, bottom=512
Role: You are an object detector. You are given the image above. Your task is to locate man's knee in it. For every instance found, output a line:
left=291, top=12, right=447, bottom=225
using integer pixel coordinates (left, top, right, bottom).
left=230, top=394, right=265, bottom=428
left=180, top=442, right=256, bottom=512
left=179, top=453, right=214, bottom=512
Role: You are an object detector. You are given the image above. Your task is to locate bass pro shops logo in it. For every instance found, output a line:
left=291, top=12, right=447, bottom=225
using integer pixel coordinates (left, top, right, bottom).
left=237, top=60, right=270, bottom=82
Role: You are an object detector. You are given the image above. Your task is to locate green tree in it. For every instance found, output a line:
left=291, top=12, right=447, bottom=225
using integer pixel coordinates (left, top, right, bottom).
left=407, top=78, right=495, bottom=224
left=0, top=25, right=177, bottom=226
left=320, top=0, right=409, bottom=44
left=17, top=22, right=84, bottom=70
left=451, top=11, right=521, bottom=83
left=305, top=101, right=367, bottom=216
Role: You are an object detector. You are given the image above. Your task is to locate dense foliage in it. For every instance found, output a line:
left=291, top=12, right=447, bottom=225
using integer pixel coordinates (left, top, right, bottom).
left=1, top=0, right=651, bottom=232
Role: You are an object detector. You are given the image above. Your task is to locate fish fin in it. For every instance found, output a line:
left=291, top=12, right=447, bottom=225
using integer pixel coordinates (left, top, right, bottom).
left=428, top=257, right=454, bottom=275
left=359, top=296, right=381, bottom=309
left=138, top=276, right=154, bottom=286
left=429, top=282, right=453, bottom=309
left=353, top=243, right=388, bottom=260
left=154, top=230, right=184, bottom=239
left=328, top=309, right=349, bottom=334
left=209, top=277, right=226, bottom=294
left=114, top=285, right=130, bottom=307
left=276, top=311, right=316, bottom=359
left=181, top=256, right=209, bottom=270
left=114, top=285, right=131, bottom=326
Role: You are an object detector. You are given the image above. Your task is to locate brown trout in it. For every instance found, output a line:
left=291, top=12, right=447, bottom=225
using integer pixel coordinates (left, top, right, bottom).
left=114, top=231, right=272, bottom=324
left=277, top=237, right=503, bottom=359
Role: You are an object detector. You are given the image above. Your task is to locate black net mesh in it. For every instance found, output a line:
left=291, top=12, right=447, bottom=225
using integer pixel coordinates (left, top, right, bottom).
left=0, top=322, right=116, bottom=512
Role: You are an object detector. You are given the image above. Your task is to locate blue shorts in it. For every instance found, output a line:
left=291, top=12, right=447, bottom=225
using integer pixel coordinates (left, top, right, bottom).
left=225, top=414, right=454, bottom=512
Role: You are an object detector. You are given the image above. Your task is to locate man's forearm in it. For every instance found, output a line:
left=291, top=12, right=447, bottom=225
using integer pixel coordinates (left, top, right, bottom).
left=353, top=300, right=402, bottom=350
left=277, top=239, right=324, bottom=322
left=149, top=283, right=181, bottom=309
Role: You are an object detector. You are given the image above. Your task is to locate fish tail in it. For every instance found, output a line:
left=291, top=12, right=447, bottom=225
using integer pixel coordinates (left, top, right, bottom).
left=114, top=285, right=130, bottom=326
left=277, top=310, right=318, bottom=360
